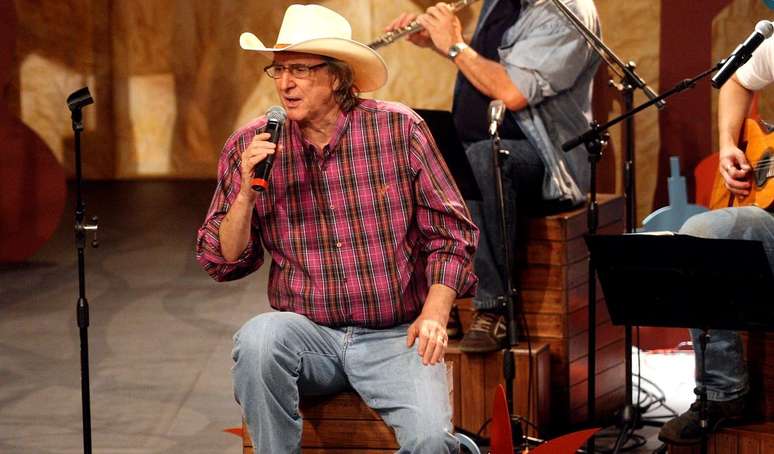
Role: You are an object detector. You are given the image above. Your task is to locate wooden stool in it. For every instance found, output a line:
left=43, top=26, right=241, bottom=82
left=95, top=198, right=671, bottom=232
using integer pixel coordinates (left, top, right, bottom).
left=242, top=391, right=398, bottom=453
left=445, top=340, right=551, bottom=439
left=242, top=366, right=453, bottom=453
left=457, top=194, right=626, bottom=433
left=662, top=333, right=774, bottom=453
left=746, top=331, right=774, bottom=420
left=665, top=422, right=774, bottom=453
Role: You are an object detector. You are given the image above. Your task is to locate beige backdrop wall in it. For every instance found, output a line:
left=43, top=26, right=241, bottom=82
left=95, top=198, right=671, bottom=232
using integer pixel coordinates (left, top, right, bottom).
left=8, top=0, right=774, bottom=220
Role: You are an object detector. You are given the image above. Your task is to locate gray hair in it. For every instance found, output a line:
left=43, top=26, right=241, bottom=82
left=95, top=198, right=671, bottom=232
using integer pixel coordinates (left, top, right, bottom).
left=324, top=58, right=360, bottom=112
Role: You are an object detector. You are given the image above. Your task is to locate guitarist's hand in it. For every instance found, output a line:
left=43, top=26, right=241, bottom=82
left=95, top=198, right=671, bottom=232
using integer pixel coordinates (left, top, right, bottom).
left=719, top=145, right=752, bottom=196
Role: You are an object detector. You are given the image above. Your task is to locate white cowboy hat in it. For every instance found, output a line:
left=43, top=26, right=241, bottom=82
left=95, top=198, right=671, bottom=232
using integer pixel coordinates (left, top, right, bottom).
left=239, top=4, right=388, bottom=92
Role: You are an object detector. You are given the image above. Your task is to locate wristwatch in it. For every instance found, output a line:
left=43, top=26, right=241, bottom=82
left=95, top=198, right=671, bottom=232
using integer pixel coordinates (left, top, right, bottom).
left=447, top=42, right=469, bottom=61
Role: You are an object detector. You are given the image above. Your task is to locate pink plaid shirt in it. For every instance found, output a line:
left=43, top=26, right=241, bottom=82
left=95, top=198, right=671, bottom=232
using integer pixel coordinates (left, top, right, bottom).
left=196, top=99, right=478, bottom=328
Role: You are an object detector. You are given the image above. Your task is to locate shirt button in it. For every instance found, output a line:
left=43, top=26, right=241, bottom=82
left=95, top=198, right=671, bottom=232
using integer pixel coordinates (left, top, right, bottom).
left=329, top=204, right=335, bottom=210
left=335, top=241, right=342, bottom=248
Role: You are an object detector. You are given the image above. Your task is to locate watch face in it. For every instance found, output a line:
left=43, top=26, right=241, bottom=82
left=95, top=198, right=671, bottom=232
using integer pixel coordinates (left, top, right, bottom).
left=449, top=44, right=462, bottom=59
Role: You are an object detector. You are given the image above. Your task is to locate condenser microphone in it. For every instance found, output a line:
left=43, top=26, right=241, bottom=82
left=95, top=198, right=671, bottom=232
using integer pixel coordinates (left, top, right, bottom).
left=711, top=20, right=774, bottom=89
left=488, top=99, right=506, bottom=136
left=251, top=106, right=287, bottom=192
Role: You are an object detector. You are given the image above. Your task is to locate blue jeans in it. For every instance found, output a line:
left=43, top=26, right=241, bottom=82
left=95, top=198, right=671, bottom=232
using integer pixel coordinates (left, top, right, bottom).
left=679, top=206, right=774, bottom=401
left=232, top=311, right=458, bottom=453
left=464, top=139, right=546, bottom=310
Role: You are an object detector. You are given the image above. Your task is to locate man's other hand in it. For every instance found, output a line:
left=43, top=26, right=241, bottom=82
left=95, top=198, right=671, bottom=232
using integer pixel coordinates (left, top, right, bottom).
left=407, top=316, right=449, bottom=366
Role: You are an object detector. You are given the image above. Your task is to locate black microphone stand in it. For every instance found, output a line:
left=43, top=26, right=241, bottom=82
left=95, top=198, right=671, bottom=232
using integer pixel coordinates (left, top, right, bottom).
left=546, top=2, right=664, bottom=451
left=695, top=329, right=712, bottom=454
left=565, top=63, right=724, bottom=453
left=67, top=87, right=97, bottom=454
left=564, top=64, right=722, bottom=152
left=489, top=117, right=526, bottom=449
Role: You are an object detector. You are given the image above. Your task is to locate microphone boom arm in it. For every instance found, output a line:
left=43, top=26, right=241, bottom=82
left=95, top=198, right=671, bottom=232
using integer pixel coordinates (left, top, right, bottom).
left=563, top=62, right=722, bottom=152
left=547, top=0, right=664, bottom=108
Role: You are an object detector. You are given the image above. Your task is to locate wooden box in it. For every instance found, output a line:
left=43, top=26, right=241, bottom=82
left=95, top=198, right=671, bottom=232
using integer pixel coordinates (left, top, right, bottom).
left=445, top=341, right=551, bottom=439
left=457, top=194, right=627, bottom=433
left=666, top=422, right=774, bottom=454
left=242, top=405, right=396, bottom=453
left=241, top=342, right=549, bottom=452
left=745, top=331, right=774, bottom=420
left=242, top=367, right=454, bottom=453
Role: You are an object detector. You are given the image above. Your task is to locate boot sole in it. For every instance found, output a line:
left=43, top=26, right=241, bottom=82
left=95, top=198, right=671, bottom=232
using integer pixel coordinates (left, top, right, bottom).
left=657, top=415, right=746, bottom=446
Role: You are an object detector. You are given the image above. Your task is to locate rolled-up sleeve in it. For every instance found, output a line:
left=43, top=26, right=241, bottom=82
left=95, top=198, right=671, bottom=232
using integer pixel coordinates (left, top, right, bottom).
left=409, top=120, right=479, bottom=297
left=500, top=6, right=598, bottom=106
left=195, top=131, right=264, bottom=282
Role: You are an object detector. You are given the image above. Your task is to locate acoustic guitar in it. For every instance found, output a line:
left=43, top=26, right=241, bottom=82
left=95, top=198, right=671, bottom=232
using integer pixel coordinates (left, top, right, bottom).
left=709, top=118, right=774, bottom=210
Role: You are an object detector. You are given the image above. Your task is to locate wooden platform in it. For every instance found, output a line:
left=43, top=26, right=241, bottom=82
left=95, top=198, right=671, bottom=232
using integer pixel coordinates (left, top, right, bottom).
left=666, top=422, right=774, bottom=454
left=745, top=332, right=774, bottom=420
left=458, top=193, right=627, bottom=433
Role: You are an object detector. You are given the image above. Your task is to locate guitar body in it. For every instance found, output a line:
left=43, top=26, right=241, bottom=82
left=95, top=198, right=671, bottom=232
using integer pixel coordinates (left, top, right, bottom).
left=0, top=2, right=66, bottom=262
left=709, top=119, right=774, bottom=210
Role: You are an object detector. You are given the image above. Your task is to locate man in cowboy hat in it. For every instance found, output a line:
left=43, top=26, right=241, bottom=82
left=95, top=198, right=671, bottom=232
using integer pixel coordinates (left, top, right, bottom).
left=389, top=0, right=600, bottom=353
left=196, top=4, right=478, bottom=453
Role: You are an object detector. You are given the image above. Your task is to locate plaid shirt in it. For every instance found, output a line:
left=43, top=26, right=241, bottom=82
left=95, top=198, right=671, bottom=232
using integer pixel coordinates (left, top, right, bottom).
left=196, top=99, right=478, bottom=328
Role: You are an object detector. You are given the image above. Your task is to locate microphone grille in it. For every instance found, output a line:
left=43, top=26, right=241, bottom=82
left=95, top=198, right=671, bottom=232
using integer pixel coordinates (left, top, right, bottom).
left=756, top=20, right=774, bottom=38
left=488, top=99, right=506, bottom=124
left=266, top=105, right=287, bottom=123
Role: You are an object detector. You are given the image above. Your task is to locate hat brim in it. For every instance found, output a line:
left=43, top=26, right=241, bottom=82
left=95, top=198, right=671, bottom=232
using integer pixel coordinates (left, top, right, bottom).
left=240, top=33, right=388, bottom=93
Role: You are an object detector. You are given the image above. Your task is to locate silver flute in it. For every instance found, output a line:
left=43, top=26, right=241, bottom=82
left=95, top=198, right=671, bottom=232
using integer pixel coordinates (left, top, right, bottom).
left=368, top=0, right=481, bottom=49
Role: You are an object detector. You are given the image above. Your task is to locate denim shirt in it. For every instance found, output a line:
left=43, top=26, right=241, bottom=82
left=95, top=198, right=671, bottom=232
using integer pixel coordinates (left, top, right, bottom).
left=457, top=0, right=601, bottom=204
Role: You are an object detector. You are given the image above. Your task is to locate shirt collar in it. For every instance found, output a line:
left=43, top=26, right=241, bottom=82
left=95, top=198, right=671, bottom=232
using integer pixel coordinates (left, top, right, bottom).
left=292, top=108, right=351, bottom=160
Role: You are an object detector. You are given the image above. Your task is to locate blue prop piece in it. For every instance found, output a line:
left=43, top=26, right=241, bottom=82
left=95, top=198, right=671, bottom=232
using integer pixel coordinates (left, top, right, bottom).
left=640, top=156, right=708, bottom=232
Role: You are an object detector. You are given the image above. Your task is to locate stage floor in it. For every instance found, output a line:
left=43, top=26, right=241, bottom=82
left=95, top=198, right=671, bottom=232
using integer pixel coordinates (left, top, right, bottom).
left=1, top=180, right=265, bottom=453
left=0, top=180, right=692, bottom=453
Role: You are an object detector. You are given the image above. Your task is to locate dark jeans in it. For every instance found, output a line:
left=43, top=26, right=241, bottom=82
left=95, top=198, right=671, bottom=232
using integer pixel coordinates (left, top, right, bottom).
left=678, top=207, right=774, bottom=401
left=464, top=139, right=546, bottom=310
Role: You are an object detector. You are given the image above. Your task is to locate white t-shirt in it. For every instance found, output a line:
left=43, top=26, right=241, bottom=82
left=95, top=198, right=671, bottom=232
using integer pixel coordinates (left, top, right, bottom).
left=736, top=35, right=774, bottom=90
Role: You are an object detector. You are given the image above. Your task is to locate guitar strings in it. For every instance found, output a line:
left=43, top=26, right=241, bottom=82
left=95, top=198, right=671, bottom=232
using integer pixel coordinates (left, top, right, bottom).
left=733, top=156, right=773, bottom=171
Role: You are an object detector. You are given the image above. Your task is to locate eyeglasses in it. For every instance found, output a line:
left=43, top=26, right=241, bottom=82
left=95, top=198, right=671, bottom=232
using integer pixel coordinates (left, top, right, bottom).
left=263, top=62, right=328, bottom=79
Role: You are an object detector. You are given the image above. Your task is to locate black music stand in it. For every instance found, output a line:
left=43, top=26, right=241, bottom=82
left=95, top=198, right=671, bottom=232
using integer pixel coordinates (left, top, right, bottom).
left=586, top=233, right=774, bottom=453
left=414, top=109, right=482, bottom=201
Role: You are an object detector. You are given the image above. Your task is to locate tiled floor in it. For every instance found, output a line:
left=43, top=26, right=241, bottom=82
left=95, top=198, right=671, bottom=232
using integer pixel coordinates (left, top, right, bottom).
left=0, top=181, right=697, bottom=453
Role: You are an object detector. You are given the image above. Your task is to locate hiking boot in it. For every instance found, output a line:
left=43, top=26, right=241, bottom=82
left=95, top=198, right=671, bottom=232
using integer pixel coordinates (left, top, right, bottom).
left=658, top=396, right=747, bottom=445
left=459, top=311, right=506, bottom=353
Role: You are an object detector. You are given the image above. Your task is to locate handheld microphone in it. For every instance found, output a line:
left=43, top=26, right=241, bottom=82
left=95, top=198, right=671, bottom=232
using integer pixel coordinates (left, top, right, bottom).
left=488, top=99, right=506, bottom=136
left=711, top=20, right=774, bottom=89
left=251, top=106, right=287, bottom=192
